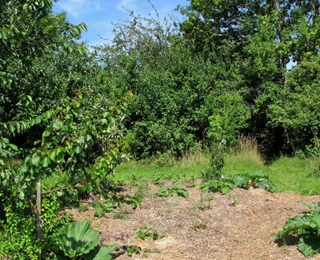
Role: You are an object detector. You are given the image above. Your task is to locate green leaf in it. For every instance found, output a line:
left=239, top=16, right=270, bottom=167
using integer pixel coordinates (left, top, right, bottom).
left=49, top=150, right=57, bottom=161
left=298, top=235, right=320, bottom=256
left=177, top=189, right=189, bottom=198
left=9, top=143, right=18, bottom=151
left=220, top=186, right=231, bottom=195
left=32, top=153, right=40, bottom=165
left=233, top=174, right=250, bottom=188
left=282, top=215, right=313, bottom=234
left=43, top=157, right=51, bottom=168
left=74, top=146, right=82, bottom=154
left=255, top=179, right=276, bottom=192
left=19, top=190, right=25, bottom=200
left=43, top=130, right=51, bottom=138
left=248, top=170, right=266, bottom=179
left=53, top=121, right=64, bottom=129
left=83, top=245, right=117, bottom=260
left=311, top=214, right=320, bottom=232
left=56, top=220, right=100, bottom=258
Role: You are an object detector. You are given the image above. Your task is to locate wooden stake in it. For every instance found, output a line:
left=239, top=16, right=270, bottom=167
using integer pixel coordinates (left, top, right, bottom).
left=37, top=182, right=43, bottom=260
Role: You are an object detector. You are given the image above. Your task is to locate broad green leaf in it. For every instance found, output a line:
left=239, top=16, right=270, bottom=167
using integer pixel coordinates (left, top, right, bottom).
left=311, top=214, right=320, bottom=232
left=43, top=157, right=51, bottom=167
left=283, top=215, right=313, bottom=233
left=9, top=143, right=18, bottom=151
left=77, top=136, right=85, bottom=144
left=74, top=146, right=82, bottom=154
left=43, top=130, right=51, bottom=138
left=298, top=235, right=320, bottom=256
left=86, top=134, right=92, bottom=142
left=220, top=186, right=231, bottom=195
left=43, top=111, right=52, bottom=120
left=255, top=179, right=276, bottom=192
left=49, top=150, right=57, bottom=161
left=19, top=190, right=25, bottom=200
left=177, top=188, right=189, bottom=198
left=53, top=121, right=64, bottom=129
left=32, top=153, right=40, bottom=165
left=83, top=245, right=117, bottom=260
left=233, top=174, right=250, bottom=188
left=248, top=170, right=266, bottom=179
left=56, top=220, right=100, bottom=258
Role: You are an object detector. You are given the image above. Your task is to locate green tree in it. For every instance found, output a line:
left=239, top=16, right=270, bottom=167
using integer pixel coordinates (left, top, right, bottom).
left=98, top=8, right=240, bottom=159
left=179, top=0, right=320, bottom=157
left=0, top=1, right=136, bottom=258
left=0, top=0, right=88, bottom=149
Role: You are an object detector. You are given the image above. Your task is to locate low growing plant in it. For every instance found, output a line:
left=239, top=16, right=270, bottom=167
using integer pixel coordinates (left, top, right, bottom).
left=54, top=220, right=117, bottom=260
left=201, top=170, right=276, bottom=194
left=78, top=204, right=88, bottom=212
left=201, top=176, right=234, bottom=194
left=122, top=245, right=141, bottom=257
left=135, top=225, right=166, bottom=241
left=276, top=202, right=320, bottom=257
left=155, top=186, right=189, bottom=198
left=232, top=170, right=276, bottom=192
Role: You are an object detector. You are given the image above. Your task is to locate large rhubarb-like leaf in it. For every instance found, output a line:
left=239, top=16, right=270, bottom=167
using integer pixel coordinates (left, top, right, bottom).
left=298, top=234, right=320, bottom=256
left=56, top=220, right=100, bottom=259
left=83, top=245, right=117, bottom=260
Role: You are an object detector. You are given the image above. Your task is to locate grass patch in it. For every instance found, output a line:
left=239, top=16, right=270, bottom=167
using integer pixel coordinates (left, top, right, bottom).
left=113, top=151, right=207, bottom=183
left=222, top=135, right=320, bottom=195
left=40, top=137, right=320, bottom=196
left=223, top=135, right=264, bottom=174
left=265, top=157, right=320, bottom=195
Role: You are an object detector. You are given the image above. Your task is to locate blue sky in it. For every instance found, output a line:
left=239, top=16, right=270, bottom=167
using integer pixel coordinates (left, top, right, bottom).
left=53, top=0, right=189, bottom=47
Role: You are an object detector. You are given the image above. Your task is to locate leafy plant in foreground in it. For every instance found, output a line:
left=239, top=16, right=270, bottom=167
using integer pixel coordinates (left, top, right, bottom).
left=276, top=202, right=320, bottom=257
left=54, top=220, right=117, bottom=260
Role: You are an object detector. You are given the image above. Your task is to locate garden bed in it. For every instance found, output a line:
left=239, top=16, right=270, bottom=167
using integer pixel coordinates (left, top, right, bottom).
left=66, top=183, right=320, bottom=259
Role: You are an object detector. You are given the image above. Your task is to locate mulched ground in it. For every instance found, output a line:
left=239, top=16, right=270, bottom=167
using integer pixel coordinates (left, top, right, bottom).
left=66, top=181, right=320, bottom=260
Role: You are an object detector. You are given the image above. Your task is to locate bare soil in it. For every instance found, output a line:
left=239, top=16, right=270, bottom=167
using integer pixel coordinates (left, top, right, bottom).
left=66, top=181, right=320, bottom=260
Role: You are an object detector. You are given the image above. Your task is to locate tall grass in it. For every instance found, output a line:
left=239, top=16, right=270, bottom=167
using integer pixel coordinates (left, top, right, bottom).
left=37, top=134, right=320, bottom=196
left=223, top=135, right=320, bottom=195
left=115, top=135, right=320, bottom=195
left=223, top=135, right=264, bottom=175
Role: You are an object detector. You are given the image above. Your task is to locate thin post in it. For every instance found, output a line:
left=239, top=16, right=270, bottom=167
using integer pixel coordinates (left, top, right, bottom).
left=37, top=182, right=43, bottom=260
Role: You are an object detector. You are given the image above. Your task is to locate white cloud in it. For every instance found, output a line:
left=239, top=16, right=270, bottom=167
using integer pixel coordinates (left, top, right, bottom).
left=56, top=0, right=102, bottom=17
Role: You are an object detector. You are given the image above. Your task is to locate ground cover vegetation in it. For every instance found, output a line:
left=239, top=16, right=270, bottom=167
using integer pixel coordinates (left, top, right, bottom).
left=1, top=0, right=320, bottom=258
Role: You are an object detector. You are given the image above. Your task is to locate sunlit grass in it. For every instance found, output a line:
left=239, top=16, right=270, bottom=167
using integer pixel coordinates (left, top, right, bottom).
left=222, top=135, right=320, bottom=195
left=41, top=135, right=320, bottom=196
left=265, top=157, right=320, bottom=195
left=223, top=135, right=264, bottom=175
left=113, top=150, right=208, bottom=183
